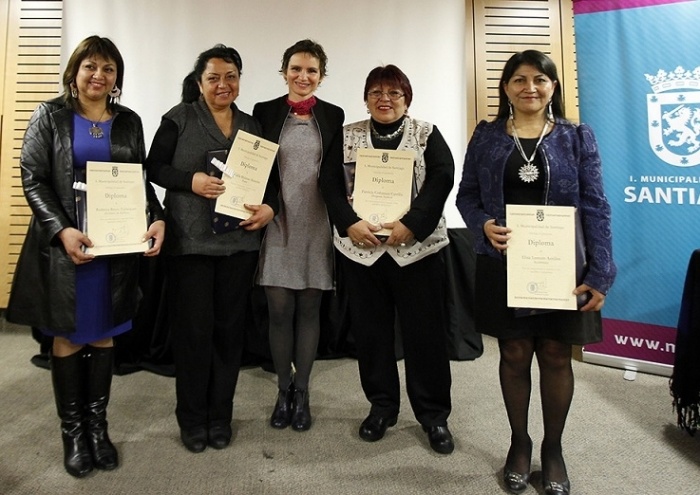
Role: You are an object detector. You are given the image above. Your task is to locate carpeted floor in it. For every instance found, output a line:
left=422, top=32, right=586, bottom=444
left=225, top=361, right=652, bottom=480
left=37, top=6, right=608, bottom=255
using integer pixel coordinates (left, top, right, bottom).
left=0, top=317, right=698, bottom=494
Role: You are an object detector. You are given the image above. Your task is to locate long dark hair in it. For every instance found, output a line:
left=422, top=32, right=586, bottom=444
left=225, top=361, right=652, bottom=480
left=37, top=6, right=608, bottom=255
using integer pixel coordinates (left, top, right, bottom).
left=181, top=44, right=243, bottom=103
left=62, top=36, right=124, bottom=111
left=495, top=50, right=564, bottom=121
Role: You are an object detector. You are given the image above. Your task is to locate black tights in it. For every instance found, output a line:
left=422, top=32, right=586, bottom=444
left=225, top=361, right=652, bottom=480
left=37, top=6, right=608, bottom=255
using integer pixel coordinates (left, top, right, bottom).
left=265, top=287, right=323, bottom=391
left=498, top=337, right=573, bottom=483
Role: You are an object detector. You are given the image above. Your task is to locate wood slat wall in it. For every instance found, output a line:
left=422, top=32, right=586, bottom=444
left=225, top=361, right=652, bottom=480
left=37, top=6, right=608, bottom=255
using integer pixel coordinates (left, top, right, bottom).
left=468, top=0, right=577, bottom=136
left=0, top=0, right=62, bottom=308
left=560, top=0, right=579, bottom=122
left=0, top=1, right=9, bottom=113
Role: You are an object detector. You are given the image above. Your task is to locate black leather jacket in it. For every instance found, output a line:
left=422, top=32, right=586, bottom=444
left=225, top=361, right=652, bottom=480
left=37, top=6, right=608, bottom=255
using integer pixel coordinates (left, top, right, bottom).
left=6, top=97, right=164, bottom=333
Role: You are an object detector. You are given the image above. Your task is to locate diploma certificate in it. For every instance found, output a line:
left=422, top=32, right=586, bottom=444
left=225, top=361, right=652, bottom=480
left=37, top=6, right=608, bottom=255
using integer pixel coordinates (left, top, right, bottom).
left=85, top=161, right=148, bottom=256
left=506, top=204, right=577, bottom=311
left=215, top=130, right=278, bottom=219
left=352, top=149, right=414, bottom=236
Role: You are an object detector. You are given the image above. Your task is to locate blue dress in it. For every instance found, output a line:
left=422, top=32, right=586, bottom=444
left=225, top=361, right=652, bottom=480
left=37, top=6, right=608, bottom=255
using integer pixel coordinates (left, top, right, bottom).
left=41, top=113, right=131, bottom=344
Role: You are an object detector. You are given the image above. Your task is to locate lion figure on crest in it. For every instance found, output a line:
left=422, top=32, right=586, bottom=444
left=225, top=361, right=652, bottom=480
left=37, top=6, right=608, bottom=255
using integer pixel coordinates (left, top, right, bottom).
left=662, top=104, right=700, bottom=153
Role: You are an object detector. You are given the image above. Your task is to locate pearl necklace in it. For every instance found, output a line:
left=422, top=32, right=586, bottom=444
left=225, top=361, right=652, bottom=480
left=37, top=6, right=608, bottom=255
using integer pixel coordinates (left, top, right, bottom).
left=510, top=118, right=549, bottom=183
left=370, top=118, right=406, bottom=141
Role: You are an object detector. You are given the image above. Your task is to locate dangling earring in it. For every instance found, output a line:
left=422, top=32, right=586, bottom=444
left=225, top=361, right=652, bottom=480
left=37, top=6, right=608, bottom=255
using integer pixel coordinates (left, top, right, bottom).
left=508, top=101, right=514, bottom=120
left=109, top=85, right=121, bottom=103
left=70, top=85, right=78, bottom=98
left=547, top=100, right=554, bottom=122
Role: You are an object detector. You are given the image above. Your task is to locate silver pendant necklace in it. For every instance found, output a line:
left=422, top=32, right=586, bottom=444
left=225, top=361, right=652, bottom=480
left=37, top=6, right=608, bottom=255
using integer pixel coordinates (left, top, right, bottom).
left=87, top=107, right=108, bottom=139
left=510, top=118, right=549, bottom=183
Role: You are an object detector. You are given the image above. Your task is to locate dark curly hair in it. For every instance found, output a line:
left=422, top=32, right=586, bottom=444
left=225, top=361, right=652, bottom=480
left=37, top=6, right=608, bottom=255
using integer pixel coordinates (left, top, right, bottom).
left=182, top=44, right=243, bottom=103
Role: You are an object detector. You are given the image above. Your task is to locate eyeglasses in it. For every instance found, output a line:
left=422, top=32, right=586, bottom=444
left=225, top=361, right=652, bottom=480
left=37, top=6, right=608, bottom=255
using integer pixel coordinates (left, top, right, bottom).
left=367, top=90, right=405, bottom=101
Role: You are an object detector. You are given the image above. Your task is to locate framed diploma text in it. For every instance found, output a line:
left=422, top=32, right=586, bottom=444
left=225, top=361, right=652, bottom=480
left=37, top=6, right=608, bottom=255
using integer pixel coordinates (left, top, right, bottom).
left=506, top=204, right=578, bottom=311
left=352, top=149, right=414, bottom=236
left=85, top=161, right=148, bottom=256
left=215, top=130, right=279, bottom=220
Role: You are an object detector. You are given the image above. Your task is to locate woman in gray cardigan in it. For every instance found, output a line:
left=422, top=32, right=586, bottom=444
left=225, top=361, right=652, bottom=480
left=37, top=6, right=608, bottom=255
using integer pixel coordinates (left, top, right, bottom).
left=146, top=44, right=277, bottom=454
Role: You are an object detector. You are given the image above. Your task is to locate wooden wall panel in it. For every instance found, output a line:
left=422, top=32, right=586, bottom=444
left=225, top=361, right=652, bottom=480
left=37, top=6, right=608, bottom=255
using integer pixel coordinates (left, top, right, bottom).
left=560, top=0, right=578, bottom=122
left=0, top=0, right=62, bottom=308
left=0, top=1, right=8, bottom=112
left=468, top=0, right=576, bottom=136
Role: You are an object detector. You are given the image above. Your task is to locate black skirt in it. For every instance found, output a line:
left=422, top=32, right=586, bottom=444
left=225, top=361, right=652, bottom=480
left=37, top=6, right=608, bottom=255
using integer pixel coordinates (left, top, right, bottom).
left=475, top=254, right=602, bottom=345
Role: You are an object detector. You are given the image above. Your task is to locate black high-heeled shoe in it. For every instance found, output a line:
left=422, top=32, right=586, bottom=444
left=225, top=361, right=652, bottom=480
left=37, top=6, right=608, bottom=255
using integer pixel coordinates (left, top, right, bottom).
left=503, top=468, right=530, bottom=494
left=543, top=479, right=571, bottom=495
left=542, top=447, right=570, bottom=495
left=502, top=439, right=532, bottom=494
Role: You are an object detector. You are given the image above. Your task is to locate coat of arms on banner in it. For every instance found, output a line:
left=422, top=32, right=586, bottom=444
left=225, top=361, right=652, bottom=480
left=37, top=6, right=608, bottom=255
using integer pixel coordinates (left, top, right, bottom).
left=646, top=66, right=700, bottom=167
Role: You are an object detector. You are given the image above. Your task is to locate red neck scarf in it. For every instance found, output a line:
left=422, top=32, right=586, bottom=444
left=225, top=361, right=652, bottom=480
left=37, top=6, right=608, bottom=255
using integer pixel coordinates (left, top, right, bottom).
left=286, top=96, right=317, bottom=116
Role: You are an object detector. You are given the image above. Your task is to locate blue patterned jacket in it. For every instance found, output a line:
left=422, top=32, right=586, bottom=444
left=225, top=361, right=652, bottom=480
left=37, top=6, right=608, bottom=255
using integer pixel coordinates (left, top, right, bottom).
left=456, top=118, right=616, bottom=295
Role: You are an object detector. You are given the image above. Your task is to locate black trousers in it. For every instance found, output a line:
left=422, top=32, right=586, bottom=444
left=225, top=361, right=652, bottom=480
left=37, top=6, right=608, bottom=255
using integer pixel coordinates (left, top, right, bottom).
left=167, top=252, right=257, bottom=430
left=341, top=252, right=452, bottom=426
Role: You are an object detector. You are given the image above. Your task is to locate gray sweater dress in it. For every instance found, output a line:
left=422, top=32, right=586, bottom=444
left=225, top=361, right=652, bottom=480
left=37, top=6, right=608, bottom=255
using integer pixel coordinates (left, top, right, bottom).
left=257, top=114, right=333, bottom=290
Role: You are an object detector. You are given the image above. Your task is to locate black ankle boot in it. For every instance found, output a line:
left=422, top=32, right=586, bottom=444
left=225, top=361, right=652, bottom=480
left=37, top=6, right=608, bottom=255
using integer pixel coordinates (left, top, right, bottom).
left=270, top=383, right=294, bottom=429
left=51, top=351, right=93, bottom=478
left=84, top=346, right=118, bottom=470
left=290, top=388, right=311, bottom=431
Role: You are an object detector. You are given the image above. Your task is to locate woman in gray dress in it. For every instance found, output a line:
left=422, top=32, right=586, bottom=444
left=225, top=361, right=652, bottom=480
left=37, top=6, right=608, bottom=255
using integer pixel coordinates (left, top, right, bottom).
left=253, top=39, right=344, bottom=431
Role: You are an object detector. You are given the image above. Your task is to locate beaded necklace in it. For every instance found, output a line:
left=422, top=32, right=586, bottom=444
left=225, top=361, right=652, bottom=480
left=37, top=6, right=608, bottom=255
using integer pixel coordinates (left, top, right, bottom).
left=286, top=96, right=317, bottom=116
left=370, top=118, right=406, bottom=141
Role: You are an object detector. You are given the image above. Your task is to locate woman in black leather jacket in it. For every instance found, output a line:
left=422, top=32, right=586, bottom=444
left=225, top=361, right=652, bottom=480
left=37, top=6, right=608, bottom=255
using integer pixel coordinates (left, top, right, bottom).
left=7, top=36, right=165, bottom=478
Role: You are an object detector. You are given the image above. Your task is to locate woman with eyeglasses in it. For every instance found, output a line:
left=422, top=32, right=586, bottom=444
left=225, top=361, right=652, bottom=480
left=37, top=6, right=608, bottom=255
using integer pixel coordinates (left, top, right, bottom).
left=320, top=64, right=456, bottom=454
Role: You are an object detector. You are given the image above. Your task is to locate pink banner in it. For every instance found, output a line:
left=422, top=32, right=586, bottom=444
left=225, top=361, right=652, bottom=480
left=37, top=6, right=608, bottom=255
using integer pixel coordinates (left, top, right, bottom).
left=585, top=319, right=677, bottom=365
left=574, top=0, right=693, bottom=14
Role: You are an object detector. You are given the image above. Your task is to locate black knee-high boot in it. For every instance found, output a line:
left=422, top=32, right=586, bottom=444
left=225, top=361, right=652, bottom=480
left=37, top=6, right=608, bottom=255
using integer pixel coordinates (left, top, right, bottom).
left=84, top=345, right=118, bottom=470
left=51, top=351, right=93, bottom=478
